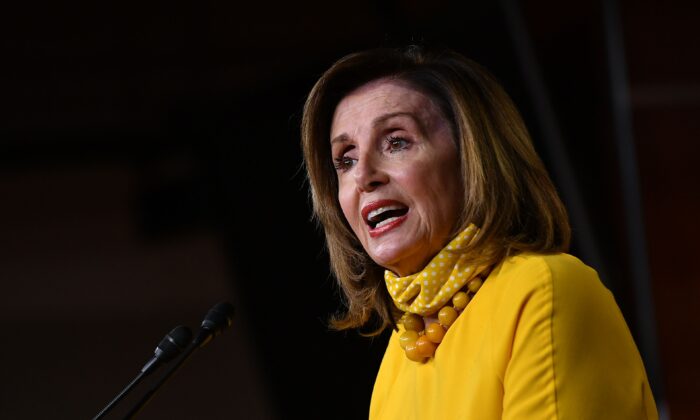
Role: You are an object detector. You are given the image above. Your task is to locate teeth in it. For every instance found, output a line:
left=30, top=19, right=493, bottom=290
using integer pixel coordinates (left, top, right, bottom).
left=375, top=216, right=400, bottom=229
left=367, top=205, right=404, bottom=222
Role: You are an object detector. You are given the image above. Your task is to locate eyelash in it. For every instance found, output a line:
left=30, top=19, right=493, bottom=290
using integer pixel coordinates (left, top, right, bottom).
left=333, top=155, right=354, bottom=171
left=333, top=136, right=411, bottom=171
left=386, top=135, right=410, bottom=152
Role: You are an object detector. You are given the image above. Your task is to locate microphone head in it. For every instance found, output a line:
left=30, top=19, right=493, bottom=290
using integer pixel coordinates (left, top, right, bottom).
left=155, top=325, right=192, bottom=363
left=201, top=302, right=235, bottom=336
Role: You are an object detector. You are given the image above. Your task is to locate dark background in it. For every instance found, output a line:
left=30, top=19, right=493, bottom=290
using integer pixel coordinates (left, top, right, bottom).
left=1, top=0, right=698, bottom=419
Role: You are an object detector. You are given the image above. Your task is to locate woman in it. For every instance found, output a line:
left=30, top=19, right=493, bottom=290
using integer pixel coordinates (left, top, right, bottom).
left=301, top=45, right=657, bottom=419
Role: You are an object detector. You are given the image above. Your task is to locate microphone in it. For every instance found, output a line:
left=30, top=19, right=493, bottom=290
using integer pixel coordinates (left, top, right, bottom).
left=92, top=325, right=192, bottom=420
left=123, top=302, right=235, bottom=419
left=141, top=325, right=193, bottom=375
left=192, top=302, right=235, bottom=347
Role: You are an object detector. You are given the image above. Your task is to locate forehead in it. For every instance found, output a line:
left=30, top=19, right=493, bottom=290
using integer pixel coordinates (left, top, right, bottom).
left=330, top=79, right=442, bottom=135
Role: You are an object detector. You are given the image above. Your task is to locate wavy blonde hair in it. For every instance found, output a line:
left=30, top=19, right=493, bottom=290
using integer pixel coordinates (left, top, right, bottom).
left=301, top=46, right=570, bottom=335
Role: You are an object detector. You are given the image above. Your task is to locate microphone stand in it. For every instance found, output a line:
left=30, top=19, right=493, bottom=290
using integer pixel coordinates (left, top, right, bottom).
left=93, top=326, right=191, bottom=420
left=121, top=302, right=233, bottom=419
left=93, top=371, right=148, bottom=420
left=122, top=332, right=212, bottom=419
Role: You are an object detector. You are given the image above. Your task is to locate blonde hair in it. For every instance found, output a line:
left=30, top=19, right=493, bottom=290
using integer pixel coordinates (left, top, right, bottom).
left=301, top=45, right=570, bottom=335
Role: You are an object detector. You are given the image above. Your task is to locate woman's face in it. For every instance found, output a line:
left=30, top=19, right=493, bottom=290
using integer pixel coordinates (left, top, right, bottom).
left=330, top=79, right=462, bottom=276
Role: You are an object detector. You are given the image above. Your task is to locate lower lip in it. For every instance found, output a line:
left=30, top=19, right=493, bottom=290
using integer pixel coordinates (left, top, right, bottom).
left=368, top=214, right=408, bottom=238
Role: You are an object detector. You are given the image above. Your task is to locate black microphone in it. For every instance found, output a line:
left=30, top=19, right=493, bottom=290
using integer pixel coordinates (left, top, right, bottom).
left=123, top=302, right=235, bottom=419
left=141, top=325, right=193, bottom=375
left=192, top=301, right=235, bottom=347
left=93, top=325, right=192, bottom=420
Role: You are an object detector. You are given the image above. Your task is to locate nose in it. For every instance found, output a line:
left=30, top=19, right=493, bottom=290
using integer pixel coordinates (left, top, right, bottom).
left=353, top=153, right=389, bottom=192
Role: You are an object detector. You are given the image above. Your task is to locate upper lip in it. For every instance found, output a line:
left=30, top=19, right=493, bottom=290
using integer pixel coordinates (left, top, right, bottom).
left=361, top=199, right=408, bottom=225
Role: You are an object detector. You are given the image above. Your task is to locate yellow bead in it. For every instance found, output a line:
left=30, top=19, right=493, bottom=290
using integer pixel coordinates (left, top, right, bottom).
left=405, top=343, right=425, bottom=362
left=438, top=306, right=459, bottom=328
left=467, top=277, right=483, bottom=293
left=452, top=291, right=470, bottom=310
left=402, top=313, right=425, bottom=332
left=425, top=322, right=446, bottom=344
left=399, top=330, right=419, bottom=349
left=415, top=335, right=437, bottom=357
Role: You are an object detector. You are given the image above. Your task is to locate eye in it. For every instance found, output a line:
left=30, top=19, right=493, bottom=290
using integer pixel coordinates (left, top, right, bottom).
left=386, top=136, right=410, bottom=152
left=333, top=155, right=356, bottom=171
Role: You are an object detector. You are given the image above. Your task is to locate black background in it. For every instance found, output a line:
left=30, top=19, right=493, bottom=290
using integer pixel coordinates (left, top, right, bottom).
left=1, top=0, right=698, bottom=419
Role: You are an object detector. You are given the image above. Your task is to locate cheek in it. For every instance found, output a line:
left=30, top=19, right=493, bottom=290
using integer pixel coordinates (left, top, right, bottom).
left=337, top=184, right=359, bottom=227
left=434, top=162, right=463, bottom=221
left=402, top=157, right=460, bottom=222
left=399, top=164, right=446, bottom=201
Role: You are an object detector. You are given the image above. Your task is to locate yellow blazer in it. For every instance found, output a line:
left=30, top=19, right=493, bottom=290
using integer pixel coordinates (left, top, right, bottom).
left=370, top=253, right=657, bottom=419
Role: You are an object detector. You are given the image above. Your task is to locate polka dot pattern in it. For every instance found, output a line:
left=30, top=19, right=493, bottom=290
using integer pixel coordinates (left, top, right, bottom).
left=384, top=224, right=486, bottom=316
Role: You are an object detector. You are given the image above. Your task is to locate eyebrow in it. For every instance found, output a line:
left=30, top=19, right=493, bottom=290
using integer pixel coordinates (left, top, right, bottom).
left=330, top=112, right=423, bottom=145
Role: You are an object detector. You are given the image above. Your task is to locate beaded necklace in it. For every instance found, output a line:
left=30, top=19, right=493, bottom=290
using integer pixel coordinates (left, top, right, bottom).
left=398, top=276, right=484, bottom=361
left=384, top=224, right=488, bottom=362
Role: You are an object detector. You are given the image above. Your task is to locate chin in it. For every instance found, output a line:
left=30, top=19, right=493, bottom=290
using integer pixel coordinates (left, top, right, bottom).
left=369, top=244, right=425, bottom=276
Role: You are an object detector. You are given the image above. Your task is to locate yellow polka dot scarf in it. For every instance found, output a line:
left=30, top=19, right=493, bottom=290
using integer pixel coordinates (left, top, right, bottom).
left=384, top=224, right=486, bottom=316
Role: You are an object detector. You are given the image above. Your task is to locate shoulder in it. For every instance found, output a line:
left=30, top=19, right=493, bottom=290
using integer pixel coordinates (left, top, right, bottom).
left=489, top=254, right=656, bottom=418
left=496, top=252, right=599, bottom=285
left=491, top=252, right=608, bottom=305
left=482, top=252, right=622, bottom=350
left=494, top=253, right=649, bottom=384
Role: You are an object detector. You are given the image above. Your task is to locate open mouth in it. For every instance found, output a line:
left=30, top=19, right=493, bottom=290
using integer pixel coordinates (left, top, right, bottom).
left=365, top=204, right=409, bottom=229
